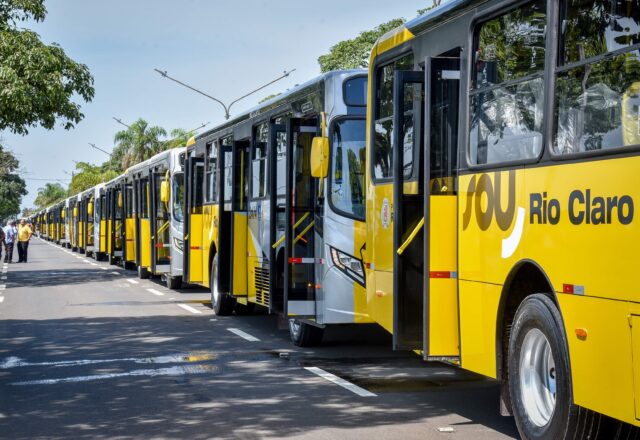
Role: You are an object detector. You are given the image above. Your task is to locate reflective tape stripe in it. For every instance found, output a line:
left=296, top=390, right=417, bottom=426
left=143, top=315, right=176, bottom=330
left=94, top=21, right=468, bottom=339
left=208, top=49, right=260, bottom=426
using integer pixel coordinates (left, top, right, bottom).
left=288, top=257, right=316, bottom=264
left=429, top=271, right=458, bottom=279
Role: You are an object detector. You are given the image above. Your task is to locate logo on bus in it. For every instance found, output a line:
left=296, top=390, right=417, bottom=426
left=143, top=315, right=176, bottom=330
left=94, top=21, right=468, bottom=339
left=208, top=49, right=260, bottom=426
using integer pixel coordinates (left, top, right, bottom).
left=381, top=198, right=391, bottom=229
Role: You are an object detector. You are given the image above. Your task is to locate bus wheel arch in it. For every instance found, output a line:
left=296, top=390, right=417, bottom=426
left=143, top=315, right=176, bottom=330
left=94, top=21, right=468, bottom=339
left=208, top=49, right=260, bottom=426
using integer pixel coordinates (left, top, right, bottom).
left=496, top=260, right=558, bottom=415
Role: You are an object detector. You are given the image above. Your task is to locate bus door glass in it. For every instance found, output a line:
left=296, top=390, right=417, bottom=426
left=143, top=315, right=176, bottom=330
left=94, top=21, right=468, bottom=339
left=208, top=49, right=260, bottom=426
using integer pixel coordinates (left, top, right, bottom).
left=232, top=140, right=250, bottom=297
left=284, top=118, right=318, bottom=319
left=185, top=154, right=204, bottom=283
left=267, top=121, right=287, bottom=311
left=392, top=70, right=425, bottom=350
left=424, top=54, right=461, bottom=358
left=151, top=171, right=171, bottom=273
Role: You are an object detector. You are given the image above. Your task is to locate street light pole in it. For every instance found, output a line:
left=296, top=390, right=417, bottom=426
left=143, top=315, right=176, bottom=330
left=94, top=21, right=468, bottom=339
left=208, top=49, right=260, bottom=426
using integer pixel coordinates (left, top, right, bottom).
left=88, top=143, right=111, bottom=156
left=154, top=68, right=296, bottom=120
left=112, top=117, right=131, bottom=129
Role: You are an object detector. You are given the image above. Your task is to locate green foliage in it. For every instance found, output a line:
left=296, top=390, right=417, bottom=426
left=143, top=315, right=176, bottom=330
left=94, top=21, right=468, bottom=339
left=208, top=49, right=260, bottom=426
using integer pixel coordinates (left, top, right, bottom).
left=318, top=18, right=405, bottom=72
left=417, top=0, right=442, bottom=16
left=0, top=145, right=27, bottom=220
left=113, top=119, right=167, bottom=169
left=259, top=93, right=281, bottom=104
left=68, top=162, right=118, bottom=195
left=0, top=0, right=94, bottom=135
left=33, top=182, right=66, bottom=209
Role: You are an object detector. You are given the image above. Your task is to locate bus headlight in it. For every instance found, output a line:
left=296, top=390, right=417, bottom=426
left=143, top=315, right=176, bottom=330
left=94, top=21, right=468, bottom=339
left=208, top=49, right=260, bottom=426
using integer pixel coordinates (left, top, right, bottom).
left=173, top=237, right=184, bottom=252
left=329, top=246, right=365, bottom=286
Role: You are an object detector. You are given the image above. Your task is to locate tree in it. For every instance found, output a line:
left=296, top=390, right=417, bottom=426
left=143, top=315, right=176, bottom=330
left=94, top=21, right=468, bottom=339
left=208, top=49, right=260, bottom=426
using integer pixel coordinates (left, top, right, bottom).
left=33, top=182, right=66, bottom=209
left=0, top=0, right=95, bottom=135
left=317, top=3, right=446, bottom=73
left=161, top=128, right=194, bottom=152
left=0, top=145, right=27, bottom=221
left=318, top=19, right=405, bottom=72
left=113, top=119, right=167, bottom=169
left=67, top=162, right=118, bottom=195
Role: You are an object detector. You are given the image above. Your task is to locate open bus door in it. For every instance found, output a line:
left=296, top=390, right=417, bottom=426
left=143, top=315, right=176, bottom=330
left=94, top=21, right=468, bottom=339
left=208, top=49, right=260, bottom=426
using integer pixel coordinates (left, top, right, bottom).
left=184, top=154, right=204, bottom=284
left=231, top=140, right=249, bottom=303
left=150, top=170, right=170, bottom=274
left=393, top=55, right=461, bottom=360
left=284, top=119, right=319, bottom=322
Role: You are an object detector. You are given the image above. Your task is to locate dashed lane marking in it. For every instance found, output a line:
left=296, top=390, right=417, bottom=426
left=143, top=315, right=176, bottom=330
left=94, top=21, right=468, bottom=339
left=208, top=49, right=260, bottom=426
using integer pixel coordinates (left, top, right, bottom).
left=177, top=303, right=202, bottom=314
left=0, top=285, right=5, bottom=291
left=1, top=276, right=6, bottom=280
left=125, top=279, right=138, bottom=285
left=90, top=263, right=98, bottom=266
left=1, top=352, right=216, bottom=369
left=146, top=288, right=164, bottom=296
left=99, top=267, right=108, bottom=270
left=227, top=328, right=260, bottom=342
left=0, top=297, right=4, bottom=303
left=111, top=272, right=120, bottom=275
left=304, top=367, right=377, bottom=397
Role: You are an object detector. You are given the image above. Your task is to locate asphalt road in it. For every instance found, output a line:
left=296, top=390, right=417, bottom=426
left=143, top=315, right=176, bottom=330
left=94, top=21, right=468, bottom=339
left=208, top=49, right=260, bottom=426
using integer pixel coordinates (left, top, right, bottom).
left=0, top=238, right=519, bottom=440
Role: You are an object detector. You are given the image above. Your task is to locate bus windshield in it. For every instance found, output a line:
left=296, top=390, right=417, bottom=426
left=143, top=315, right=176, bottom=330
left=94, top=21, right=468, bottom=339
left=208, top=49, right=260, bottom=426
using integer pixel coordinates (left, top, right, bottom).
left=330, top=118, right=366, bottom=220
left=172, top=173, right=184, bottom=223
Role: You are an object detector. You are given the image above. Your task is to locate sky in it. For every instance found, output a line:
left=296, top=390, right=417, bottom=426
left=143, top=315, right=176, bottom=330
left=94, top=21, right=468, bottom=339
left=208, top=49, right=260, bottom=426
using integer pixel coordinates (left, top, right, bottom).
left=3, top=0, right=430, bottom=209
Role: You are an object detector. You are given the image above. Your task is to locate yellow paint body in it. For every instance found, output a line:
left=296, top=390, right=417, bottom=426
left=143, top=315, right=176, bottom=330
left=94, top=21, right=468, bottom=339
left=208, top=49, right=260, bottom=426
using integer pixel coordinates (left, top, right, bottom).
left=140, top=219, right=151, bottom=269
left=125, top=218, right=136, bottom=262
left=78, top=221, right=84, bottom=249
left=232, top=212, right=248, bottom=297
left=100, top=220, right=107, bottom=253
left=106, top=220, right=112, bottom=254
left=189, top=213, right=203, bottom=283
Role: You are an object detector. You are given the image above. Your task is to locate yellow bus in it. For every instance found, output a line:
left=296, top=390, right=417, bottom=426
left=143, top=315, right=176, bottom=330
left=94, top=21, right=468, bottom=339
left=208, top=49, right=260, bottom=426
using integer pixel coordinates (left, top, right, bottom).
left=185, top=71, right=372, bottom=345
left=365, top=0, right=640, bottom=437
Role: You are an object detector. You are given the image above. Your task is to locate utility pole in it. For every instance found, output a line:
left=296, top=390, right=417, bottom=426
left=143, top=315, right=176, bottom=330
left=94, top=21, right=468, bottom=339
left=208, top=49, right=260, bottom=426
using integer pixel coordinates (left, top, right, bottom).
left=88, top=143, right=111, bottom=156
left=112, top=117, right=131, bottom=129
left=154, top=68, right=296, bottom=120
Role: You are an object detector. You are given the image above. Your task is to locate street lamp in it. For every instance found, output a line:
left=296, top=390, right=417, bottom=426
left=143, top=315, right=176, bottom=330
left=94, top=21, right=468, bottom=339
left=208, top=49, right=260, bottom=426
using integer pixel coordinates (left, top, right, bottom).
left=154, top=68, right=296, bottom=120
left=88, top=143, right=111, bottom=156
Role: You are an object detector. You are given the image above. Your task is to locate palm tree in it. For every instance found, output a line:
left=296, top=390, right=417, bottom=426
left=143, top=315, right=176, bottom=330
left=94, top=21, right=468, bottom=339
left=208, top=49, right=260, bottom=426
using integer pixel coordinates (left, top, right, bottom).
left=113, top=119, right=167, bottom=169
left=34, top=183, right=67, bottom=209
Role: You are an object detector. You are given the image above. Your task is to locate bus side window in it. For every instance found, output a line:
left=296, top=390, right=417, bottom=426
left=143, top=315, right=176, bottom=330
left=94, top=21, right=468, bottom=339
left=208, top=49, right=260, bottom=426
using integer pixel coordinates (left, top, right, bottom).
left=469, top=0, right=547, bottom=165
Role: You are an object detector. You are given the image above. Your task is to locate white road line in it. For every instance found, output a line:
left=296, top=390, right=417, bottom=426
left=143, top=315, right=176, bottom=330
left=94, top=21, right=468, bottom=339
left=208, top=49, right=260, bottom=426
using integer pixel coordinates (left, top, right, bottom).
left=146, top=288, right=164, bottom=296
left=82, top=259, right=90, bottom=263
left=111, top=271, right=120, bottom=275
left=125, top=279, right=138, bottom=285
left=0, top=297, right=4, bottom=303
left=1, top=276, right=6, bottom=280
left=99, top=267, right=108, bottom=270
left=177, top=303, right=202, bottom=314
left=90, top=263, right=98, bottom=266
left=0, top=285, right=5, bottom=291
left=227, top=328, right=260, bottom=342
left=304, top=367, right=377, bottom=397
left=1, top=352, right=216, bottom=369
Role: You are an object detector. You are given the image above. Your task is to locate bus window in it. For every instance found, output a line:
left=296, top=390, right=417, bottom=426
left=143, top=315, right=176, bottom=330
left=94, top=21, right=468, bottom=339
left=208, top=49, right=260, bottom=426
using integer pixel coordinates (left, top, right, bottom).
left=252, top=123, right=268, bottom=199
left=330, top=118, right=366, bottom=219
left=173, top=173, right=184, bottom=222
left=373, top=53, right=414, bottom=180
left=222, top=137, right=233, bottom=204
left=125, top=187, right=133, bottom=217
left=205, top=142, right=217, bottom=203
left=554, top=0, right=640, bottom=154
left=344, top=76, right=367, bottom=107
left=469, top=0, right=546, bottom=165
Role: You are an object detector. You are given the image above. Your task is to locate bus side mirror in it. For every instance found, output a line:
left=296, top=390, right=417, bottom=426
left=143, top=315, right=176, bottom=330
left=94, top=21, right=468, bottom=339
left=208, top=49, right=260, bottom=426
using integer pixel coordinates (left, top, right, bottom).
left=88, top=202, right=94, bottom=216
left=117, top=192, right=123, bottom=208
left=310, top=136, right=329, bottom=178
left=160, top=180, right=170, bottom=204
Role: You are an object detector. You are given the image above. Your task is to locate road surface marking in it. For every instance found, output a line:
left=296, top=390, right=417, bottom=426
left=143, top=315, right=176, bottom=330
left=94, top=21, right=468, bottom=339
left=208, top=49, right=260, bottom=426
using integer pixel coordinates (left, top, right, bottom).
left=304, top=367, right=377, bottom=397
left=146, top=288, right=164, bottom=296
left=1, top=352, right=216, bottom=369
left=10, top=364, right=218, bottom=385
left=0, top=297, right=4, bottom=303
left=90, top=263, right=98, bottom=266
left=82, top=259, right=90, bottom=263
left=111, top=271, right=120, bottom=275
left=125, top=279, right=138, bottom=284
left=1, top=276, right=6, bottom=280
left=227, top=328, right=260, bottom=342
left=177, top=303, right=202, bottom=314
left=0, top=285, right=5, bottom=291
left=99, top=266, right=108, bottom=270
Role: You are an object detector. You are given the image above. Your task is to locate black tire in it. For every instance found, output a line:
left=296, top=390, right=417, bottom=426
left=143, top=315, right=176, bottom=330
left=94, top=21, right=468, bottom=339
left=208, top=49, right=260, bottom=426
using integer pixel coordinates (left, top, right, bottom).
left=210, top=254, right=235, bottom=315
left=166, top=275, right=182, bottom=290
left=289, top=319, right=324, bottom=347
left=108, top=254, right=117, bottom=265
left=509, top=294, right=582, bottom=440
left=138, top=266, right=150, bottom=279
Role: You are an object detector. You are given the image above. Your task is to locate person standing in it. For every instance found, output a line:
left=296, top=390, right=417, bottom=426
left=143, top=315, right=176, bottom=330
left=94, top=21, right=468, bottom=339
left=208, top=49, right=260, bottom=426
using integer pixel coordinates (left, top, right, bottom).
left=17, top=219, right=33, bottom=263
left=4, top=221, right=17, bottom=263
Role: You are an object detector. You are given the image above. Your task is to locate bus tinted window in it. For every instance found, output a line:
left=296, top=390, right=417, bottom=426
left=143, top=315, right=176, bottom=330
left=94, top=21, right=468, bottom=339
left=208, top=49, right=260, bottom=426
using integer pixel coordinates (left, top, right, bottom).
left=562, top=0, right=640, bottom=65
left=344, top=77, right=367, bottom=107
left=374, top=53, right=414, bottom=180
left=470, top=1, right=546, bottom=165
left=475, top=0, right=546, bottom=88
left=205, top=143, right=217, bottom=203
left=172, top=174, right=184, bottom=222
left=252, top=123, right=268, bottom=199
left=223, top=137, right=233, bottom=203
left=330, top=119, right=366, bottom=220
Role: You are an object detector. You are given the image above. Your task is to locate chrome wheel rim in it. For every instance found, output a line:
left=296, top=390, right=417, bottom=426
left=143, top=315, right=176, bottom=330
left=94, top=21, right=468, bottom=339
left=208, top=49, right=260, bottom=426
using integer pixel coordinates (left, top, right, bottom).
left=289, top=319, right=301, bottom=340
left=519, top=328, right=556, bottom=427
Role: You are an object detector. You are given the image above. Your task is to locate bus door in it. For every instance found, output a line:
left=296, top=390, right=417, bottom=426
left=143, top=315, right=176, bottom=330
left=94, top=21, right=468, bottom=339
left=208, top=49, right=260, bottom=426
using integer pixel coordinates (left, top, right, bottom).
left=284, top=118, right=318, bottom=319
left=184, top=155, right=204, bottom=284
left=393, top=55, right=461, bottom=359
left=124, top=184, right=135, bottom=263
left=216, top=140, right=233, bottom=295
left=99, top=194, right=107, bottom=255
left=150, top=170, right=171, bottom=274
left=231, top=140, right=250, bottom=299
left=267, top=122, right=286, bottom=312
left=114, top=186, right=124, bottom=259
left=135, top=177, right=151, bottom=269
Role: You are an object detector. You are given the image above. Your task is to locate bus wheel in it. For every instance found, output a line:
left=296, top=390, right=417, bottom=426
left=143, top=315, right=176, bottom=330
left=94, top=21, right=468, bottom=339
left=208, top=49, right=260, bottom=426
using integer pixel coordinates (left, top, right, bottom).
left=508, top=294, right=583, bottom=440
left=138, top=266, right=150, bottom=279
left=210, top=255, right=234, bottom=315
left=166, top=275, right=181, bottom=290
left=289, top=319, right=323, bottom=347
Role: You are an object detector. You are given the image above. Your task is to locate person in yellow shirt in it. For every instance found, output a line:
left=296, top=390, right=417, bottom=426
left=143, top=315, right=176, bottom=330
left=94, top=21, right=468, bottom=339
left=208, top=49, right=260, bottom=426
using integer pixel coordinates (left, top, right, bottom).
left=17, top=219, right=33, bottom=263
